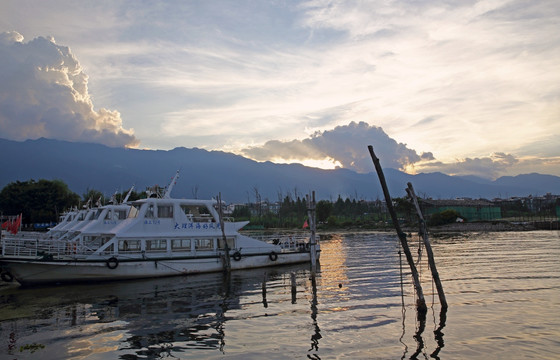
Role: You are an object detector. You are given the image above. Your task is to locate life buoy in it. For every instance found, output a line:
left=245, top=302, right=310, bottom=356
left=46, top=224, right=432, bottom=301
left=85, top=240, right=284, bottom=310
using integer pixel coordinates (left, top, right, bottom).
left=269, top=251, right=278, bottom=261
left=66, top=242, right=77, bottom=254
left=106, top=257, right=119, bottom=269
left=1, top=272, right=14, bottom=282
left=232, top=251, right=242, bottom=261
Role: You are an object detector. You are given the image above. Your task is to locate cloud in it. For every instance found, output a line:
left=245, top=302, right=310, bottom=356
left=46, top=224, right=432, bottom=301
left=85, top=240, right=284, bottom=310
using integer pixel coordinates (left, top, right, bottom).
left=241, top=120, right=531, bottom=179
left=0, top=31, right=138, bottom=147
left=416, top=153, right=520, bottom=179
left=241, top=121, right=422, bottom=173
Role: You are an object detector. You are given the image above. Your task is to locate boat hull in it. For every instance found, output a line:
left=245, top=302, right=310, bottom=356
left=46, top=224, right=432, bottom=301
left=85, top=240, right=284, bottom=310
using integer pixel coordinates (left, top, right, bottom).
left=1, top=251, right=314, bottom=286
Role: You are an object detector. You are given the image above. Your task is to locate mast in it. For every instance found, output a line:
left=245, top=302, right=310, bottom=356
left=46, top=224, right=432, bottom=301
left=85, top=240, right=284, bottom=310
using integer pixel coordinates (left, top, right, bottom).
left=163, top=170, right=180, bottom=199
left=123, top=185, right=135, bottom=203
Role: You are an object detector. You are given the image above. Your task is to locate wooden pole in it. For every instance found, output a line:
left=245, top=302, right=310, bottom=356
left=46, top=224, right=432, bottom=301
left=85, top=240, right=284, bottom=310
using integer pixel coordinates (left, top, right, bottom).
left=368, top=145, right=427, bottom=313
left=406, top=183, right=448, bottom=309
left=218, top=193, right=231, bottom=273
left=262, top=272, right=268, bottom=308
left=306, top=191, right=318, bottom=275
left=291, top=272, right=297, bottom=304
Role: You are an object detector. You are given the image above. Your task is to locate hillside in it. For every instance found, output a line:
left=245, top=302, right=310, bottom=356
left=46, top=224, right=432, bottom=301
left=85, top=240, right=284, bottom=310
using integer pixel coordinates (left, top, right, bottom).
left=1, top=138, right=558, bottom=203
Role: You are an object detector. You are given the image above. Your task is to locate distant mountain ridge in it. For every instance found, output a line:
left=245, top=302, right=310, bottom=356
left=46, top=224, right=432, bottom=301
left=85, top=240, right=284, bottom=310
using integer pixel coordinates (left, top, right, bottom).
left=0, top=138, right=558, bottom=203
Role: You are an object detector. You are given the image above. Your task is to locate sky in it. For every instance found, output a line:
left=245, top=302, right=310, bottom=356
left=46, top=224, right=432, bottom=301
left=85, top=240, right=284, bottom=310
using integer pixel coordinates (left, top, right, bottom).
left=0, top=0, right=559, bottom=179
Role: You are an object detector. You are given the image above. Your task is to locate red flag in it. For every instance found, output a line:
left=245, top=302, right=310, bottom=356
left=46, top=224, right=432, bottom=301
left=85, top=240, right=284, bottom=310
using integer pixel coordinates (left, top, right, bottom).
left=6, top=219, right=14, bottom=233
left=10, top=214, right=22, bottom=235
left=1, top=220, right=9, bottom=229
left=302, top=219, right=309, bottom=229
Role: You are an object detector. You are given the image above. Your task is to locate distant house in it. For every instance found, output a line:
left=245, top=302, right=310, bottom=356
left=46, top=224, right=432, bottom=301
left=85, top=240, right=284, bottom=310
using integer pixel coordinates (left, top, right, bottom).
left=421, top=199, right=501, bottom=221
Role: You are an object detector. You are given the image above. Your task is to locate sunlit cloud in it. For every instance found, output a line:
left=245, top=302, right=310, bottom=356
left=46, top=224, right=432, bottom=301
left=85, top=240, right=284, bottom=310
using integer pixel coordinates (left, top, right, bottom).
left=0, top=31, right=138, bottom=147
left=241, top=122, right=423, bottom=173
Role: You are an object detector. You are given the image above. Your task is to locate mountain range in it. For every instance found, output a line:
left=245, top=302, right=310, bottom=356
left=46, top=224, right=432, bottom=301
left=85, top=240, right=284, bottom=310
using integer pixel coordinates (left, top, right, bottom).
left=1, top=138, right=558, bottom=203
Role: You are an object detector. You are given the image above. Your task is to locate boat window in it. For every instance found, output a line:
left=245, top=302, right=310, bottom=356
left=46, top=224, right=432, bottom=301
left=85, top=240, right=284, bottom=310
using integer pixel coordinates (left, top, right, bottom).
left=119, top=239, right=141, bottom=252
left=218, top=237, right=235, bottom=250
left=181, top=205, right=215, bottom=222
left=82, top=235, right=96, bottom=244
left=172, top=239, right=191, bottom=250
left=195, top=238, right=214, bottom=251
left=145, top=204, right=155, bottom=218
left=116, top=210, right=128, bottom=220
left=93, top=209, right=103, bottom=220
left=158, top=205, right=173, bottom=218
left=105, top=210, right=113, bottom=220
left=146, top=239, right=167, bottom=252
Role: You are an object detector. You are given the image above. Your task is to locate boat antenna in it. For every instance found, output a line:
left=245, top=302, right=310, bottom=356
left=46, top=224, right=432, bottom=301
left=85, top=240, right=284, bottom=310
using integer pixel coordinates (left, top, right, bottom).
left=163, top=170, right=180, bottom=199
left=123, top=185, right=135, bottom=203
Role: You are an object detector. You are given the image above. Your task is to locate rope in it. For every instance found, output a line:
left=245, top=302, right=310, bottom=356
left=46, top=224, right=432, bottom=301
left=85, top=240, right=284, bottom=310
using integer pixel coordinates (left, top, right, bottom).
left=117, top=254, right=188, bottom=274
left=398, top=249, right=405, bottom=308
left=415, top=232, right=423, bottom=266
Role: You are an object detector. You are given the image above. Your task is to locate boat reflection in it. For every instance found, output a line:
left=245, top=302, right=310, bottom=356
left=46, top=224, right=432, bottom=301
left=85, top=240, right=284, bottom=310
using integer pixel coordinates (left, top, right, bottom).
left=0, top=264, right=313, bottom=358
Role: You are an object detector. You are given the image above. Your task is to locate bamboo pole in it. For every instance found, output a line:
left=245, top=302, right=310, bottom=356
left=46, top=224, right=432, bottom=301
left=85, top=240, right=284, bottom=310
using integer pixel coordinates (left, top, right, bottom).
left=406, top=183, right=448, bottom=309
left=368, top=145, right=427, bottom=313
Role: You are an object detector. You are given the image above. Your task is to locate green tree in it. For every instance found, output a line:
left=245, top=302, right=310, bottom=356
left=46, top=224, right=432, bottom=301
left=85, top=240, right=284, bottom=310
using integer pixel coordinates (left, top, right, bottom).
left=428, top=209, right=462, bottom=226
left=232, top=205, right=250, bottom=220
left=316, top=200, right=333, bottom=223
left=82, top=188, right=104, bottom=206
left=0, top=179, right=80, bottom=224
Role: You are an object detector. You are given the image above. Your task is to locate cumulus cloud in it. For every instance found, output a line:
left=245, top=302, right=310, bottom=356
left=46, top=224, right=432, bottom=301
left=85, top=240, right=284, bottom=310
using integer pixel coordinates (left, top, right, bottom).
left=0, top=31, right=138, bottom=147
left=241, top=120, right=526, bottom=179
left=241, top=121, right=422, bottom=173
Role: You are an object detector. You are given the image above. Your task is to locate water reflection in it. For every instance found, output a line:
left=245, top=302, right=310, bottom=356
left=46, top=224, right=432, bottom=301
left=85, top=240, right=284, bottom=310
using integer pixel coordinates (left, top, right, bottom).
left=0, top=264, right=311, bottom=359
left=399, top=303, right=447, bottom=360
left=431, top=307, right=447, bottom=359
left=308, top=274, right=321, bottom=359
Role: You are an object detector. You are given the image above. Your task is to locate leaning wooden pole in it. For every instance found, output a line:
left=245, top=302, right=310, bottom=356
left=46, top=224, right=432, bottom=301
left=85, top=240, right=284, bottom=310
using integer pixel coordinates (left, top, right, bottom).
left=406, top=183, right=448, bottom=309
left=368, top=145, right=427, bottom=313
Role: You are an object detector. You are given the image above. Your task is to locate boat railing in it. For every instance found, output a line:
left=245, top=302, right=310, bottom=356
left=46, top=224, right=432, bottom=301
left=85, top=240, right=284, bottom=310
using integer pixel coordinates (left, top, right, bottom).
left=1, top=237, right=70, bottom=258
left=251, top=234, right=310, bottom=252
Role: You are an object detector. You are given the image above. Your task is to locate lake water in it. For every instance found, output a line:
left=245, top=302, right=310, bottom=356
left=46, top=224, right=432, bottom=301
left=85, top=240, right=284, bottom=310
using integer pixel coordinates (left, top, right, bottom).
left=0, top=230, right=558, bottom=359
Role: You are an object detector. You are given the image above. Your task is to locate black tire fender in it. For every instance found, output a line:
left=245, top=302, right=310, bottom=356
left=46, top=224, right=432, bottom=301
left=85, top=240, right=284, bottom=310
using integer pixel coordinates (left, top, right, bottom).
left=106, top=257, right=119, bottom=269
left=269, top=251, right=278, bottom=261
left=232, top=251, right=242, bottom=261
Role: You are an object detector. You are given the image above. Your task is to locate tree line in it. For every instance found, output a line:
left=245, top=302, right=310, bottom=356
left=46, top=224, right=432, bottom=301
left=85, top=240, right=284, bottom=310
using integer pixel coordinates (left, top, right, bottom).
left=0, top=179, right=403, bottom=229
left=0, top=179, right=144, bottom=225
left=5, top=178, right=553, bottom=230
left=232, top=194, right=403, bottom=230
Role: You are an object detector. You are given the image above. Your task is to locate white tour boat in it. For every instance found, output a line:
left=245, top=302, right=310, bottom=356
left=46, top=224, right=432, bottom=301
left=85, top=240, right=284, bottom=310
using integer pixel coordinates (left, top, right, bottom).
left=0, top=174, right=319, bottom=286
